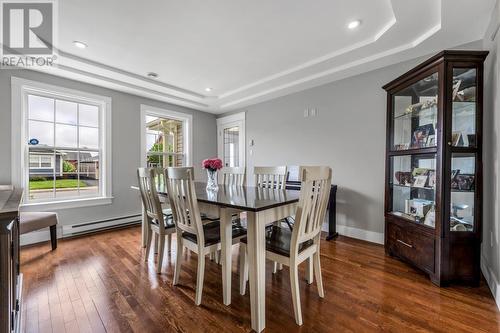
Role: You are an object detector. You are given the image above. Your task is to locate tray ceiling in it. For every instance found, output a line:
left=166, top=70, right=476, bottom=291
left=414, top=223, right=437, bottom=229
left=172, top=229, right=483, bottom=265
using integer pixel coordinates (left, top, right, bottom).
left=28, top=0, right=495, bottom=113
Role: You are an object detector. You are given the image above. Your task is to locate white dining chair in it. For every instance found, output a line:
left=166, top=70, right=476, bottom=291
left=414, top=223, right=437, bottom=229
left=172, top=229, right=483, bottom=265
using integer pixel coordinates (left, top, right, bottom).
left=240, top=166, right=332, bottom=326
left=254, top=166, right=287, bottom=189
left=254, top=166, right=288, bottom=272
left=165, top=167, right=247, bottom=305
left=221, top=166, right=246, bottom=186
left=137, top=168, right=175, bottom=274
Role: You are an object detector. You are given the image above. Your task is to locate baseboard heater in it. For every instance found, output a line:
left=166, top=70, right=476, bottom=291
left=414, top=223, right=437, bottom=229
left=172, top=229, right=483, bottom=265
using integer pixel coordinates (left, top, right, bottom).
left=62, top=214, right=142, bottom=237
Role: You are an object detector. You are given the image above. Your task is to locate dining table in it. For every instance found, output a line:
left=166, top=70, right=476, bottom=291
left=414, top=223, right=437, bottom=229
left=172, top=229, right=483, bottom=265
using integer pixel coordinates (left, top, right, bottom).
left=131, top=182, right=300, bottom=332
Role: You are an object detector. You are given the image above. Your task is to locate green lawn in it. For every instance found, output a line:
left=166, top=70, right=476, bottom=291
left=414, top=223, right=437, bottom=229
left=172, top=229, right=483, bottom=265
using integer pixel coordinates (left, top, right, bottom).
left=29, top=179, right=87, bottom=190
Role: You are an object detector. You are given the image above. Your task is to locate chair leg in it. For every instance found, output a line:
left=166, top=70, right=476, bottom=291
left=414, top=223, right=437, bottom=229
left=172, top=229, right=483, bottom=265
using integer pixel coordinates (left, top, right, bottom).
left=145, top=229, right=153, bottom=262
left=167, top=233, right=172, bottom=252
left=195, top=251, right=206, bottom=306
left=156, top=236, right=165, bottom=274
left=290, top=264, right=303, bottom=326
left=239, top=244, right=248, bottom=295
left=273, top=261, right=278, bottom=274
left=49, top=225, right=57, bottom=250
left=214, top=250, right=220, bottom=264
left=278, top=263, right=283, bottom=271
left=154, top=233, right=159, bottom=255
left=313, top=251, right=324, bottom=298
left=173, top=236, right=183, bottom=285
left=306, top=256, right=314, bottom=284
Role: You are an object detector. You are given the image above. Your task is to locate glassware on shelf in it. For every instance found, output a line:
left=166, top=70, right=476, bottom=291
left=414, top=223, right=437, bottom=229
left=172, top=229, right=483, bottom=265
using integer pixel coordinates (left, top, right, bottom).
left=392, top=73, right=438, bottom=151
left=389, top=154, right=436, bottom=228
left=450, top=153, right=475, bottom=231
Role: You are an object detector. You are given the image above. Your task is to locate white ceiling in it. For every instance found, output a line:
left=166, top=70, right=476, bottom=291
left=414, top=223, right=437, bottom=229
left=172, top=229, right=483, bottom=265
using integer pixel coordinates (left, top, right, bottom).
left=33, top=0, right=495, bottom=113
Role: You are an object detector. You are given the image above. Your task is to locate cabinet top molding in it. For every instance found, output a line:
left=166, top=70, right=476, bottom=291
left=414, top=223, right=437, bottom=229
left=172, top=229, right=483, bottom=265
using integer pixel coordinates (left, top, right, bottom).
left=382, top=50, right=489, bottom=92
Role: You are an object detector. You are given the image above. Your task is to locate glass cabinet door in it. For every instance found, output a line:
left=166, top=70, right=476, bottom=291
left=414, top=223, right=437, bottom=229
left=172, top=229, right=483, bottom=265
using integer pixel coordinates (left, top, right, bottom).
left=451, top=68, right=477, bottom=147
left=449, top=65, right=479, bottom=232
left=389, top=154, right=437, bottom=228
left=392, top=73, right=438, bottom=151
left=450, top=153, right=475, bottom=231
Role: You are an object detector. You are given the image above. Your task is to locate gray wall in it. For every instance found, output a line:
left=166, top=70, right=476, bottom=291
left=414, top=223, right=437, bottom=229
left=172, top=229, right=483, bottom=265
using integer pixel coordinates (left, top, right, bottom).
left=482, top=1, right=500, bottom=308
left=0, top=69, right=217, bottom=231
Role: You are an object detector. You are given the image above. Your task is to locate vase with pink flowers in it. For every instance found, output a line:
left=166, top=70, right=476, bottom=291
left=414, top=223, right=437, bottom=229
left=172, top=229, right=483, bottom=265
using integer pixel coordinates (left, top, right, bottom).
left=202, top=158, right=222, bottom=191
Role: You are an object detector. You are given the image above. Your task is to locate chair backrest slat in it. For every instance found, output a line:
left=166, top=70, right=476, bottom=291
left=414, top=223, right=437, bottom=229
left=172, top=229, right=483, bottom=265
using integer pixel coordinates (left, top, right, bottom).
left=165, top=167, right=204, bottom=243
left=221, top=167, right=246, bottom=186
left=290, top=166, right=332, bottom=255
left=254, top=166, right=287, bottom=190
left=137, top=168, right=165, bottom=234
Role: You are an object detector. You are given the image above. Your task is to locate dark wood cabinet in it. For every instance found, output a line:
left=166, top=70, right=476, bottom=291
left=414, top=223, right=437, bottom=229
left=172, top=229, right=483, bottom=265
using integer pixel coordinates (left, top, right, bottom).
left=382, top=50, right=488, bottom=286
left=0, top=186, right=23, bottom=333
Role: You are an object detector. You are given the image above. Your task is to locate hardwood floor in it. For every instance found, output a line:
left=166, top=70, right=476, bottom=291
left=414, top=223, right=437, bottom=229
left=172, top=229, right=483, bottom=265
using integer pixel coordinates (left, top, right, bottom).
left=20, top=226, right=499, bottom=333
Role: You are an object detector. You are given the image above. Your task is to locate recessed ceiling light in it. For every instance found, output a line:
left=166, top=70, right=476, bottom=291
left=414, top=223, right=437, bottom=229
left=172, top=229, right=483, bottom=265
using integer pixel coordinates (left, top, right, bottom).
left=73, top=41, right=87, bottom=49
left=147, top=72, right=159, bottom=79
left=205, top=87, right=212, bottom=92
left=347, top=20, right=361, bottom=30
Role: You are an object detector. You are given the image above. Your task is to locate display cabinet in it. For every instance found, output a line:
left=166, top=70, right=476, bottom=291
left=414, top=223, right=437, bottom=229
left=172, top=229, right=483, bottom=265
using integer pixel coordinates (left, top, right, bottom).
left=383, top=50, right=488, bottom=286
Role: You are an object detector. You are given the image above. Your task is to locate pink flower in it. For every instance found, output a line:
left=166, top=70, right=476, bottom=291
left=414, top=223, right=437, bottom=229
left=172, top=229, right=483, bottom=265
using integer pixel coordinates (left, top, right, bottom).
left=202, top=158, right=223, bottom=171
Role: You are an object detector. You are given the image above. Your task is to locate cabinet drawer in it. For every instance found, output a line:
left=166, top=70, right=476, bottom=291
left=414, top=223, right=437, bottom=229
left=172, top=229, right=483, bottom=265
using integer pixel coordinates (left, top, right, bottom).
left=387, top=222, right=435, bottom=273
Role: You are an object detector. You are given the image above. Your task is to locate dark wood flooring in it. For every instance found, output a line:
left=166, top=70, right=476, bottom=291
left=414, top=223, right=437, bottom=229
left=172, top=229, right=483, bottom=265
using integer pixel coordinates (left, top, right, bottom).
left=20, top=226, right=500, bottom=333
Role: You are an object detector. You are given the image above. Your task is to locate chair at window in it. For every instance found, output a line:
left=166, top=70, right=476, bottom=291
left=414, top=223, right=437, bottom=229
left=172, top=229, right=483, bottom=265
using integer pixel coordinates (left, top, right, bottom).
left=221, top=167, right=246, bottom=186
left=165, top=167, right=246, bottom=305
left=239, top=166, right=332, bottom=326
left=137, top=167, right=175, bottom=274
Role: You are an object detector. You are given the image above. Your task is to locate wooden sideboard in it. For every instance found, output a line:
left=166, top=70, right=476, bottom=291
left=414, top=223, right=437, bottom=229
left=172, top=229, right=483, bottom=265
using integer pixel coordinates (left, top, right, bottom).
left=0, top=186, right=23, bottom=333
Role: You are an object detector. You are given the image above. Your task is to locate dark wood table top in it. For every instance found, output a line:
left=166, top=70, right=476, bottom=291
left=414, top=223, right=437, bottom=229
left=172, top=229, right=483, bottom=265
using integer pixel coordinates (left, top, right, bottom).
left=154, top=182, right=300, bottom=212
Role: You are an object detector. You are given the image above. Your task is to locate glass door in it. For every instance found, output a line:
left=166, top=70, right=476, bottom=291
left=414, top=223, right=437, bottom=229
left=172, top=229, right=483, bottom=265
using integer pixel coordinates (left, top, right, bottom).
left=217, top=113, right=245, bottom=168
left=388, top=70, right=440, bottom=229
left=448, top=66, right=479, bottom=232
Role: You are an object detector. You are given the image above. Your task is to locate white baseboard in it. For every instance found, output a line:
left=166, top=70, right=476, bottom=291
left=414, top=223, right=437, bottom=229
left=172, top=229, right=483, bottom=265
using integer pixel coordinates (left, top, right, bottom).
left=336, top=224, right=384, bottom=244
left=481, top=254, right=500, bottom=311
left=20, top=214, right=141, bottom=246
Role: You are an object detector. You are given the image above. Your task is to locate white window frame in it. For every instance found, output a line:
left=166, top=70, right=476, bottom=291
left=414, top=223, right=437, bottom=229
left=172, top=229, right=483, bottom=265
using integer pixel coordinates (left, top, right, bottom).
left=140, top=104, right=193, bottom=168
left=11, top=77, right=113, bottom=209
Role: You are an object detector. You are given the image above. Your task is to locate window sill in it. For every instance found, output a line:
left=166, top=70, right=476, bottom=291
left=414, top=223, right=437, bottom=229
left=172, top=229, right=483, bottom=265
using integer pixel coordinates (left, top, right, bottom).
left=21, top=196, right=114, bottom=210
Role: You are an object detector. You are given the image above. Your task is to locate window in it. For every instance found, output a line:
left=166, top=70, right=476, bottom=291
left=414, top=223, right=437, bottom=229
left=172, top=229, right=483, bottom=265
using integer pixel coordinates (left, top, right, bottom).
left=29, top=154, right=55, bottom=169
left=12, top=78, right=112, bottom=208
left=141, top=105, right=192, bottom=169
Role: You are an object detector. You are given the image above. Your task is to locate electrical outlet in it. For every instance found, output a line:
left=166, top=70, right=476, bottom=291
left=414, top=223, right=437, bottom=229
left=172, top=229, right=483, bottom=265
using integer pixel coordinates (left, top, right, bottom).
left=310, top=108, right=317, bottom=116
left=303, top=109, right=309, bottom=118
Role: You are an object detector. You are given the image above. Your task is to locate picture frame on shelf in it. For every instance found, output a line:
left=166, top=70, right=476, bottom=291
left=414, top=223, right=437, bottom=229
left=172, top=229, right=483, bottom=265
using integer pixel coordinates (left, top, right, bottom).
left=424, top=206, right=435, bottom=228
left=452, top=131, right=464, bottom=146
left=412, top=167, right=429, bottom=177
left=411, top=124, right=435, bottom=148
left=428, top=170, right=436, bottom=188
left=395, top=171, right=412, bottom=186
left=467, top=134, right=476, bottom=147
left=426, top=135, right=436, bottom=147
left=451, top=174, right=475, bottom=191
left=413, top=175, right=428, bottom=188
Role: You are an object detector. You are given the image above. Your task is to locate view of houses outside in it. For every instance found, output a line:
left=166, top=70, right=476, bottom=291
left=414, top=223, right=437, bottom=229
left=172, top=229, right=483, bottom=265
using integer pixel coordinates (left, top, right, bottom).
left=27, top=94, right=100, bottom=201
left=145, top=116, right=184, bottom=168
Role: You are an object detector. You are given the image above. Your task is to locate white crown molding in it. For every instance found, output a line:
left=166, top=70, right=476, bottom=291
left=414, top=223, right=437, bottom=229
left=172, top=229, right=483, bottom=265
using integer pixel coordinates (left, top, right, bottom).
left=219, top=24, right=441, bottom=109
